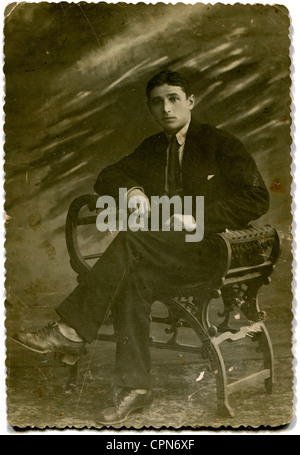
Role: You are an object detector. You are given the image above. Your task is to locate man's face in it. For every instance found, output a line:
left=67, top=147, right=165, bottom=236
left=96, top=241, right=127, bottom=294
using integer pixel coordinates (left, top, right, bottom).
left=148, top=84, right=195, bottom=134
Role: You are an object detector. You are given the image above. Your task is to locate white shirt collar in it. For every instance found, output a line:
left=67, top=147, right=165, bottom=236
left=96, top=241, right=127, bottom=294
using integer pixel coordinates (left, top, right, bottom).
left=165, top=120, right=190, bottom=146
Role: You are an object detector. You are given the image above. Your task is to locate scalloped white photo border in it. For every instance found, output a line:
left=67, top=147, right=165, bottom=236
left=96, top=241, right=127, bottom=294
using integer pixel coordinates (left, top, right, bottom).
left=0, top=0, right=298, bottom=436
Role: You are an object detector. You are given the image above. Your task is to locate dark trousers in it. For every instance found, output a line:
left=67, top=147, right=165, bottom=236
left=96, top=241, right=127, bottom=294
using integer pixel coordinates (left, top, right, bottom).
left=56, top=230, right=220, bottom=389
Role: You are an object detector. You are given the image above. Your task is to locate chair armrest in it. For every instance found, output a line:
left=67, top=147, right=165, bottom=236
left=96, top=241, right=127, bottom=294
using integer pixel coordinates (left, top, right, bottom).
left=214, top=225, right=281, bottom=280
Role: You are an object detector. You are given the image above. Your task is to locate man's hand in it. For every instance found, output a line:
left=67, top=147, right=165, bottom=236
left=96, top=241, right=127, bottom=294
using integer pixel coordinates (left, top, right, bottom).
left=127, top=188, right=151, bottom=215
left=164, top=214, right=197, bottom=231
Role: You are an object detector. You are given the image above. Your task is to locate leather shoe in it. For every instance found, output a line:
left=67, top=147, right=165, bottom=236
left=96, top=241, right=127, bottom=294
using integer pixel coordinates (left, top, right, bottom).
left=97, top=388, right=154, bottom=425
left=11, top=322, right=86, bottom=365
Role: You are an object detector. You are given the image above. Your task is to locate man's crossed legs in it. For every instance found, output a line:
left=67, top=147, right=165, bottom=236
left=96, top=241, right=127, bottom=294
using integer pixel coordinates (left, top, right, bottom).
left=12, top=230, right=220, bottom=424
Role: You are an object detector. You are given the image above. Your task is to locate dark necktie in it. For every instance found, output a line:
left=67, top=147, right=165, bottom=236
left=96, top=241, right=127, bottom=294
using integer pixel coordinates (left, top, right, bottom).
left=167, top=135, right=182, bottom=197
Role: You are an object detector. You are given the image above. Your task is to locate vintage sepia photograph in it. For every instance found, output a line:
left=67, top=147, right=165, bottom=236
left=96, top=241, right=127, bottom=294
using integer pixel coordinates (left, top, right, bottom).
left=3, top=2, right=294, bottom=430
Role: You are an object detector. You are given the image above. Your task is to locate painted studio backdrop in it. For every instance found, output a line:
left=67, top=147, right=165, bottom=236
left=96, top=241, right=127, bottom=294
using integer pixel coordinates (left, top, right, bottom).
left=4, top=3, right=293, bottom=428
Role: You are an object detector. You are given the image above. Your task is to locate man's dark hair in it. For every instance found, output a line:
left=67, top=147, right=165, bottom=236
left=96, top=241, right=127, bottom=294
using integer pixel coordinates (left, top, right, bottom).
left=146, top=70, right=192, bottom=99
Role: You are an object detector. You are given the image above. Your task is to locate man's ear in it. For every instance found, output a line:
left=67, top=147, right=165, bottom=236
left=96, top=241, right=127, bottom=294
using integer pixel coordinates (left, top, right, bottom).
left=188, top=94, right=196, bottom=111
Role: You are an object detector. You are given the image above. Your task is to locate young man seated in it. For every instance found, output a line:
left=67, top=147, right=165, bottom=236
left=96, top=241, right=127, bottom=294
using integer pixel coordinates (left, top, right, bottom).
left=12, top=70, right=269, bottom=425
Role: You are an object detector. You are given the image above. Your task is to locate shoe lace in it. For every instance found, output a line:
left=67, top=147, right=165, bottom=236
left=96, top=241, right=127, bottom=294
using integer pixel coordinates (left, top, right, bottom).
left=33, top=322, right=57, bottom=337
left=116, top=389, right=150, bottom=411
left=116, top=389, right=134, bottom=411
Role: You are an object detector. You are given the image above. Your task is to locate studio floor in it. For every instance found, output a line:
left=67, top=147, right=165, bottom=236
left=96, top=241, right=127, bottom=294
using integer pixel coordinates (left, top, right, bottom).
left=5, top=294, right=294, bottom=432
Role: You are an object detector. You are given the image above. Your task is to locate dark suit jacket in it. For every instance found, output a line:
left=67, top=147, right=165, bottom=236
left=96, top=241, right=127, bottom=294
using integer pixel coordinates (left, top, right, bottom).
left=94, top=118, right=269, bottom=234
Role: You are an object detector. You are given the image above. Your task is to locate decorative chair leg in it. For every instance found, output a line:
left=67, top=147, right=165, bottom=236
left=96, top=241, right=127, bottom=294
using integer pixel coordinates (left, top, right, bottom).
left=259, top=323, right=275, bottom=394
left=206, top=339, right=235, bottom=418
left=242, top=282, right=275, bottom=395
left=217, top=398, right=235, bottom=418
